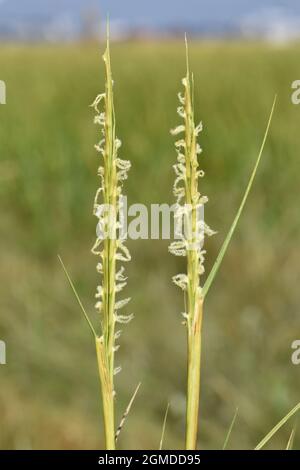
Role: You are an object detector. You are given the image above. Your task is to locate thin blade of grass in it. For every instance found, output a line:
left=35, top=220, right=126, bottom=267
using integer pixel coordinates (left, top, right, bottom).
left=223, top=407, right=239, bottom=450
left=159, top=403, right=170, bottom=450
left=58, top=255, right=97, bottom=338
left=286, top=427, right=296, bottom=450
left=255, top=402, right=300, bottom=450
left=115, top=383, right=141, bottom=443
left=202, top=96, right=277, bottom=299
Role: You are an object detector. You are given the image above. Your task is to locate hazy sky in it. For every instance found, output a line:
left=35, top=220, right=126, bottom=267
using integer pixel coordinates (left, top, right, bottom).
left=1, top=0, right=300, bottom=25
left=97, top=0, right=300, bottom=25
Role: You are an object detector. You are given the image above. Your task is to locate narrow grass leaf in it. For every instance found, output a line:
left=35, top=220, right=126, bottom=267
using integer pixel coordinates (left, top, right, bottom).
left=255, top=402, right=300, bottom=450
left=286, top=427, right=296, bottom=450
left=58, top=255, right=97, bottom=338
left=202, top=96, right=277, bottom=299
left=115, top=383, right=141, bottom=443
left=222, top=407, right=239, bottom=450
left=159, top=403, right=170, bottom=450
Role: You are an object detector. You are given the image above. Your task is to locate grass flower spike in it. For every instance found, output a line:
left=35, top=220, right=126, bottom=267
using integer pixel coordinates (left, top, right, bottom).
left=170, top=39, right=276, bottom=450
left=169, top=39, right=215, bottom=450
left=90, top=29, right=132, bottom=450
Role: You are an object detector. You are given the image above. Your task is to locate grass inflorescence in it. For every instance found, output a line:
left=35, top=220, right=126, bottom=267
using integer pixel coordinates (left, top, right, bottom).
left=90, top=31, right=133, bottom=450
left=169, top=39, right=215, bottom=449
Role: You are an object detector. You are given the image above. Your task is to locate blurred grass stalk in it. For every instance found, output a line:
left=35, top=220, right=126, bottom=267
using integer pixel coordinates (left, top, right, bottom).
left=170, top=40, right=276, bottom=450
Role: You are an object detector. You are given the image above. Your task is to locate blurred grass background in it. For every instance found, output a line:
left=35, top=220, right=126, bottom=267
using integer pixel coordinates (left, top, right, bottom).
left=0, top=40, right=299, bottom=449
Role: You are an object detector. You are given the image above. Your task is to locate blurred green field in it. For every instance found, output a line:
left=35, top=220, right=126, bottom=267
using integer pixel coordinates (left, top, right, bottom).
left=0, top=40, right=300, bottom=449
